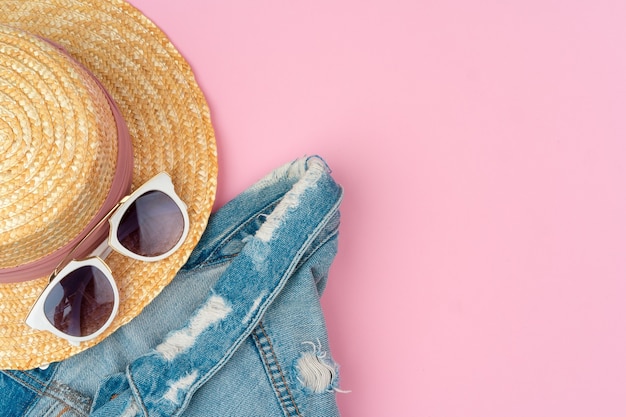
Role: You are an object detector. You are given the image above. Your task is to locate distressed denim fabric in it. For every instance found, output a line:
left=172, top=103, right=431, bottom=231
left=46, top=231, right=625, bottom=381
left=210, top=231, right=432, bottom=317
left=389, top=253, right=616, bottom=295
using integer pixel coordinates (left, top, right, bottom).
left=0, top=156, right=344, bottom=417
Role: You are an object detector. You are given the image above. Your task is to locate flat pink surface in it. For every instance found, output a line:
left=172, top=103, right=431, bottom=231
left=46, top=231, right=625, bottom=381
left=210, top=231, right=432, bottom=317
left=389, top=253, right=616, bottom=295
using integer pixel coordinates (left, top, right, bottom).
left=129, top=1, right=626, bottom=415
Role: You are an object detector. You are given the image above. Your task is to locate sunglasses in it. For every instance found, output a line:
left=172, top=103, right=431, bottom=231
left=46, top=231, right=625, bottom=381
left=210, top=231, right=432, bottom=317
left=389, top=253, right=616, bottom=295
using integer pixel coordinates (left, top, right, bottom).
left=25, top=172, right=189, bottom=345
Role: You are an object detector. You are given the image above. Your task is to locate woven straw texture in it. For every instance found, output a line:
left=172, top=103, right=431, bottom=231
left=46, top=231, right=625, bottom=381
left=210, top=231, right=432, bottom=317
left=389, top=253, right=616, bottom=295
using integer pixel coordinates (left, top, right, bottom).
left=0, top=0, right=217, bottom=370
left=0, top=27, right=119, bottom=268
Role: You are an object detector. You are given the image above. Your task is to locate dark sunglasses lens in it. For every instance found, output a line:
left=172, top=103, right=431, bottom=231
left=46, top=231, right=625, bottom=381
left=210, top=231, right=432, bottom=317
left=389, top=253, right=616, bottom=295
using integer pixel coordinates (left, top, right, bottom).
left=44, top=266, right=115, bottom=337
left=117, top=190, right=184, bottom=257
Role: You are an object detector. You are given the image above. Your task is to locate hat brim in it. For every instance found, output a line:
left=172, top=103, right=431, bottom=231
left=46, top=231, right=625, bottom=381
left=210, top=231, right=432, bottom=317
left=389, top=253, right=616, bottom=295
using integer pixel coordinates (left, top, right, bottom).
left=0, top=0, right=217, bottom=370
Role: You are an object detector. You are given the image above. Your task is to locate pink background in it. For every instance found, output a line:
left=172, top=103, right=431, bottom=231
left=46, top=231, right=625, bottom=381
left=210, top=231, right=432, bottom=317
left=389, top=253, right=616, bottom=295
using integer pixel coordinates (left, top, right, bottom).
left=128, top=1, right=626, bottom=416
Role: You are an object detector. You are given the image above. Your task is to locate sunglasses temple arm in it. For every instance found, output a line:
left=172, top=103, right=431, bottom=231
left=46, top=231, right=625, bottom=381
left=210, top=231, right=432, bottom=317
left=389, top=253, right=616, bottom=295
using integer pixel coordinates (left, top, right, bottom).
left=50, top=200, right=124, bottom=282
left=91, top=238, right=114, bottom=259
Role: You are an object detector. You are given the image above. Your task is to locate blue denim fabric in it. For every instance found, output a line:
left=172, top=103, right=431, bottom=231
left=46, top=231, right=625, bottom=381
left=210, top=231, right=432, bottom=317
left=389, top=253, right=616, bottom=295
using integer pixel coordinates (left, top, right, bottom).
left=0, top=156, right=344, bottom=417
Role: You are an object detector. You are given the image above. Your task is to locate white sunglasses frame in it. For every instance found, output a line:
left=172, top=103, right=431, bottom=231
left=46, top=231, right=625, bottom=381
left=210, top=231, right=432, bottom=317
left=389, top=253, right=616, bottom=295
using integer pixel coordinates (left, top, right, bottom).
left=25, top=172, right=189, bottom=345
left=25, top=257, right=119, bottom=346
left=108, top=172, right=190, bottom=262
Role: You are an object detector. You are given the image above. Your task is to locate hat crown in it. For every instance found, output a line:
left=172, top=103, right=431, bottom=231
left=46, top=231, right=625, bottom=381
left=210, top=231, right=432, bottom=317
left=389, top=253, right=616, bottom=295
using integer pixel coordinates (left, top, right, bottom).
left=0, top=25, right=118, bottom=269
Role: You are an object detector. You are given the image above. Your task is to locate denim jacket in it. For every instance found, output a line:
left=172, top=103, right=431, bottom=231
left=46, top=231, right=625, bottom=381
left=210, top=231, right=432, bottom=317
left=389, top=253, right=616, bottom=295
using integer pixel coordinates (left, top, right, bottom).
left=0, top=156, right=344, bottom=417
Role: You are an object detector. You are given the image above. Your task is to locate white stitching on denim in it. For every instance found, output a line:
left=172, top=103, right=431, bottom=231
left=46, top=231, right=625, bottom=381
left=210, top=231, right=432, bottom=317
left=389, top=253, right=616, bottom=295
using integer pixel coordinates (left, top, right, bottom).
left=252, top=323, right=303, bottom=417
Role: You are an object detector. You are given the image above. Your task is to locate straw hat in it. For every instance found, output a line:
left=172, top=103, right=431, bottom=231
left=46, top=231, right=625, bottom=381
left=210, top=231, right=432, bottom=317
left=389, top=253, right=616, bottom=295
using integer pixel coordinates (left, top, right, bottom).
left=0, top=0, right=217, bottom=370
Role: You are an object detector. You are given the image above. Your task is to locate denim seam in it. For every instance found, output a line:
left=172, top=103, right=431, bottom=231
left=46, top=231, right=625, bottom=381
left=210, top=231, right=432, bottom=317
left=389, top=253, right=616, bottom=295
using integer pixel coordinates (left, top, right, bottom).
left=3, top=370, right=52, bottom=416
left=47, top=381, right=91, bottom=416
left=184, top=253, right=238, bottom=271
left=296, top=228, right=339, bottom=271
left=126, top=366, right=149, bottom=417
left=3, top=370, right=48, bottom=391
left=284, top=189, right=343, bottom=296
left=252, top=322, right=303, bottom=417
left=1, top=372, right=43, bottom=417
left=2, top=371, right=89, bottom=417
left=185, top=198, right=282, bottom=271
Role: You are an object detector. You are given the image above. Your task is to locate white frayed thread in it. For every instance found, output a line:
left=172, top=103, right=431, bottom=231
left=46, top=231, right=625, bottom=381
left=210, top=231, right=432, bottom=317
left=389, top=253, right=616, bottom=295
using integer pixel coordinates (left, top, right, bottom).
left=247, top=156, right=310, bottom=194
left=296, top=340, right=342, bottom=394
left=255, top=158, right=326, bottom=242
left=156, top=295, right=231, bottom=361
left=242, top=291, right=267, bottom=324
left=163, top=370, right=198, bottom=404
